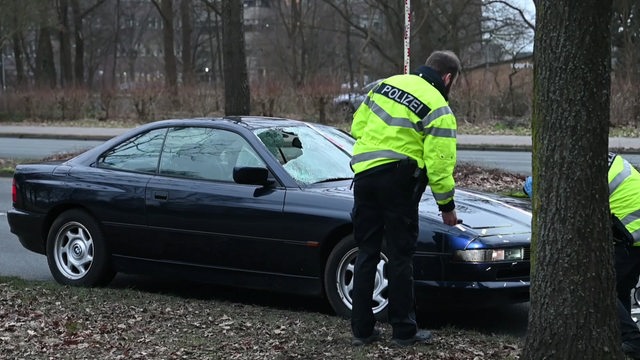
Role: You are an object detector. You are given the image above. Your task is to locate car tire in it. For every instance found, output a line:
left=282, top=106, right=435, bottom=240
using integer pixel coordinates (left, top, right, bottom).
left=46, top=209, right=115, bottom=287
left=324, top=235, right=389, bottom=321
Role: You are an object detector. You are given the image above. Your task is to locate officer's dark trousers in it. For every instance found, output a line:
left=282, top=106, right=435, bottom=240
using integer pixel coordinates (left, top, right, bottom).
left=614, top=244, right=640, bottom=344
left=350, top=160, right=425, bottom=340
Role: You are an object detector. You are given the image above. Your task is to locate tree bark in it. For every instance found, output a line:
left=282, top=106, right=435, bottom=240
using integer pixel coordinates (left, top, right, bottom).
left=522, top=1, right=619, bottom=359
left=221, top=0, right=250, bottom=115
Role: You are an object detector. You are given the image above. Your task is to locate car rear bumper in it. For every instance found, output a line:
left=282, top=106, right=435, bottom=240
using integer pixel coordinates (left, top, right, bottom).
left=414, top=279, right=530, bottom=306
left=7, top=208, right=46, bottom=255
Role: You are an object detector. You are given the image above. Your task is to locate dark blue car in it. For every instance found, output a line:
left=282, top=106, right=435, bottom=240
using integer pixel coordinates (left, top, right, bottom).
left=8, top=116, right=531, bottom=319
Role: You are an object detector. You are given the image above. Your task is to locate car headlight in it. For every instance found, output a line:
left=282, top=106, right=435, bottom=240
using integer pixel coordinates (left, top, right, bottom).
left=454, top=248, right=525, bottom=262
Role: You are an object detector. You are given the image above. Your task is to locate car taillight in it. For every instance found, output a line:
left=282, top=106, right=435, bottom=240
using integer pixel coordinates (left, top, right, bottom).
left=11, top=178, right=17, bottom=204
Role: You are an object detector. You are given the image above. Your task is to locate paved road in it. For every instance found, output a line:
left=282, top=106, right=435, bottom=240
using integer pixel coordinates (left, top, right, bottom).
left=0, top=137, right=104, bottom=159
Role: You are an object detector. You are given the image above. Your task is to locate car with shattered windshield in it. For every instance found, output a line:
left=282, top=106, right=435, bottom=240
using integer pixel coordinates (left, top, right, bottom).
left=8, top=116, right=531, bottom=319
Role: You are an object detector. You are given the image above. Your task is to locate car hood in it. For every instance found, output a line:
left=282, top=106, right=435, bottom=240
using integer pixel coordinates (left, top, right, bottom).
left=427, top=189, right=532, bottom=237
left=304, top=182, right=532, bottom=237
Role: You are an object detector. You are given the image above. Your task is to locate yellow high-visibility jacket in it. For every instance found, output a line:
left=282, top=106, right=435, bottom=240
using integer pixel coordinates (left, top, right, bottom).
left=350, top=69, right=457, bottom=210
left=609, top=152, right=640, bottom=244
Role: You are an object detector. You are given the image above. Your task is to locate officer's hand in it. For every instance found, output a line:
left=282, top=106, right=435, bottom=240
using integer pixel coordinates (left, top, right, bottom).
left=441, top=210, right=458, bottom=226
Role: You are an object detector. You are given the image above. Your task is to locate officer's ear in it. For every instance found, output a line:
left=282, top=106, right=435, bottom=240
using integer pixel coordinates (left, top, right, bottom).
left=443, top=72, right=457, bottom=87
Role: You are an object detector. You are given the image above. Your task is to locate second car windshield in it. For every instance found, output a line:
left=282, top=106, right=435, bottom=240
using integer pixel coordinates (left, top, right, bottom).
left=253, top=125, right=354, bottom=185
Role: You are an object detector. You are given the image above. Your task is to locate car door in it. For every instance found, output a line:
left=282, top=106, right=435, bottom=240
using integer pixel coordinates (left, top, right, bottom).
left=91, top=127, right=167, bottom=257
left=144, top=126, right=291, bottom=276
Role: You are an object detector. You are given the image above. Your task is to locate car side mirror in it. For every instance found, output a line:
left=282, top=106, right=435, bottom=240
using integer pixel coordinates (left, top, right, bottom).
left=233, top=166, right=272, bottom=186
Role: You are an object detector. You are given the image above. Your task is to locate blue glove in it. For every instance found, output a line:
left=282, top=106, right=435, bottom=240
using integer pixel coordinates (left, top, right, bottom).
left=523, top=176, right=533, bottom=198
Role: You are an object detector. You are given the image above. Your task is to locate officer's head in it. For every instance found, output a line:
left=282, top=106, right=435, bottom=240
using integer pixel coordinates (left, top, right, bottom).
left=425, top=50, right=461, bottom=96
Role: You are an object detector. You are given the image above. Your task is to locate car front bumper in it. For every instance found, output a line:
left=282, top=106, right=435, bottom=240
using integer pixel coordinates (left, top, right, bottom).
left=414, top=279, right=530, bottom=307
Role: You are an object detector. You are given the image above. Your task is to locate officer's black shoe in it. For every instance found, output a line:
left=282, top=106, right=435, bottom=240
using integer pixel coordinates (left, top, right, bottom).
left=351, top=328, right=381, bottom=346
left=623, top=341, right=640, bottom=359
left=391, top=329, right=433, bottom=347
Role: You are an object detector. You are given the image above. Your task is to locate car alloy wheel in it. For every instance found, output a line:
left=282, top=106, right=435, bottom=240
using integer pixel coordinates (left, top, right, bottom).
left=336, top=247, right=389, bottom=314
left=324, top=235, right=389, bottom=320
left=46, top=209, right=115, bottom=286
left=52, top=221, right=94, bottom=280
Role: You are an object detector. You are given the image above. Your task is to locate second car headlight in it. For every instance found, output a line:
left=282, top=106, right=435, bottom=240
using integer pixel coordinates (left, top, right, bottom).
left=454, top=248, right=525, bottom=262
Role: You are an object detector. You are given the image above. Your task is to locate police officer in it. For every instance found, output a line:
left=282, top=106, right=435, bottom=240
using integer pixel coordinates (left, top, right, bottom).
left=349, top=50, right=460, bottom=346
left=523, top=152, right=640, bottom=358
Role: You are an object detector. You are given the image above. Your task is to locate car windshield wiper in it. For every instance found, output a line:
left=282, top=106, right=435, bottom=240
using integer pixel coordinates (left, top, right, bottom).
left=314, top=177, right=353, bottom=184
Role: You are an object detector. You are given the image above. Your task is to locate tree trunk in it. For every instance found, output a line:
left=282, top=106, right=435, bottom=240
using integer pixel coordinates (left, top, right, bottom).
left=70, top=0, right=84, bottom=85
left=221, top=0, right=250, bottom=115
left=180, top=0, right=194, bottom=86
left=35, top=25, right=57, bottom=88
left=160, top=0, right=178, bottom=96
left=57, top=0, right=73, bottom=87
left=522, top=1, right=619, bottom=359
left=110, top=0, right=120, bottom=90
left=11, top=32, right=26, bottom=88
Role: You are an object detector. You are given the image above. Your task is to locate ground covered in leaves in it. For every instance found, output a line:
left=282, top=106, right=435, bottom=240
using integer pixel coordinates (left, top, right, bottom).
left=0, top=278, right=522, bottom=360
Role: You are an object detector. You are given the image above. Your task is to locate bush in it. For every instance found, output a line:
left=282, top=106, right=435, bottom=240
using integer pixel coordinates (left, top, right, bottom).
left=0, top=70, right=637, bottom=130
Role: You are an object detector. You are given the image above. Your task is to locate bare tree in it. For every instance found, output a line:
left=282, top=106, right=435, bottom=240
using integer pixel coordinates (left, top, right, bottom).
left=35, top=4, right=57, bottom=88
left=56, top=0, right=73, bottom=87
left=151, top=0, right=178, bottom=95
left=0, top=0, right=50, bottom=88
left=199, top=0, right=223, bottom=84
left=482, top=0, right=534, bottom=58
left=180, top=0, right=195, bottom=86
left=263, top=1, right=341, bottom=87
left=322, top=0, right=484, bottom=76
left=221, top=0, right=250, bottom=115
left=522, top=0, right=620, bottom=358
left=69, top=0, right=107, bottom=86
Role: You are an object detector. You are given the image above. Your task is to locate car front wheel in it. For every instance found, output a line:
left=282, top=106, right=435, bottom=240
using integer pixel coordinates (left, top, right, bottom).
left=46, top=209, right=115, bottom=286
left=324, top=235, right=389, bottom=320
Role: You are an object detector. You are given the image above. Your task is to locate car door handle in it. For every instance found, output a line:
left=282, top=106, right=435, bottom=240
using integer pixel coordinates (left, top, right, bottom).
left=153, top=191, right=168, bottom=201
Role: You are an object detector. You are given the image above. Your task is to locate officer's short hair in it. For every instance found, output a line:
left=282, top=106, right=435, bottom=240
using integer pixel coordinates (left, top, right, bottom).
left=425, top=50, right=461, bottom=80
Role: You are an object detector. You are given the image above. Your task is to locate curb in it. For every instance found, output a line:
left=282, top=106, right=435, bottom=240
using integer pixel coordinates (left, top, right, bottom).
left=1, top=129, right=640, bottom=154
left=0, top=133, right=114, bottom=141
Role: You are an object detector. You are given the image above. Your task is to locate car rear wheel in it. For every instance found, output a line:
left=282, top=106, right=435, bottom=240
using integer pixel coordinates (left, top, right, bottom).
left=46, top=209, right=115, bottom=286
left=324, top=235, right=389, bottom=320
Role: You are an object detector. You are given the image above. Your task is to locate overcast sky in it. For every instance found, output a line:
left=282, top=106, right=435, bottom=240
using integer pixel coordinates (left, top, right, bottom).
left=512, top=0, right=535, bottom=20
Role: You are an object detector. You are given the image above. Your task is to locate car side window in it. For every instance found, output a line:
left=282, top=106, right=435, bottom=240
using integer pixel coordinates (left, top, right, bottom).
left=97, top=128, right=167, bottom=173
left=158, top=127, right=266, bottom=182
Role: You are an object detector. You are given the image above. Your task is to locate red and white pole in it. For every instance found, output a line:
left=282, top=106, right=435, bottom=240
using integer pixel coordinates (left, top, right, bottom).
left=403, top=0, right=411, bottom=74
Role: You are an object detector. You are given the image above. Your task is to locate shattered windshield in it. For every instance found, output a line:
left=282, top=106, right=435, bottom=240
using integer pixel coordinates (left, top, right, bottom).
left=253, top=125, right=354, bottom=185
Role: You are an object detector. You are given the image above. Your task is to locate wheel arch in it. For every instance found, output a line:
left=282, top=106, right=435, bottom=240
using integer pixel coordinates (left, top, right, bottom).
left=41, top=204, right=101, bottom=249
left=319, top=223, right=353, bottom=284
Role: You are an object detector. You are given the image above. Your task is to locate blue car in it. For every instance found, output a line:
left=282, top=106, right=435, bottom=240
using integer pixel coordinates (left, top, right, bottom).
left=8, top=116, right=531, bottom=319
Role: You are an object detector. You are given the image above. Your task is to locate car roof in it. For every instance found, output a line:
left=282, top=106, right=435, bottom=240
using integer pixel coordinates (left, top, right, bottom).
left=148, top=116, right=308, bottom=131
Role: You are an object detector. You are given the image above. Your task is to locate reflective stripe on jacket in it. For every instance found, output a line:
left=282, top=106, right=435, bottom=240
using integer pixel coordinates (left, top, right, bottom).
left=608, top=153, right=640, bottom=244
left=350, top=73, right=457, bottom=207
